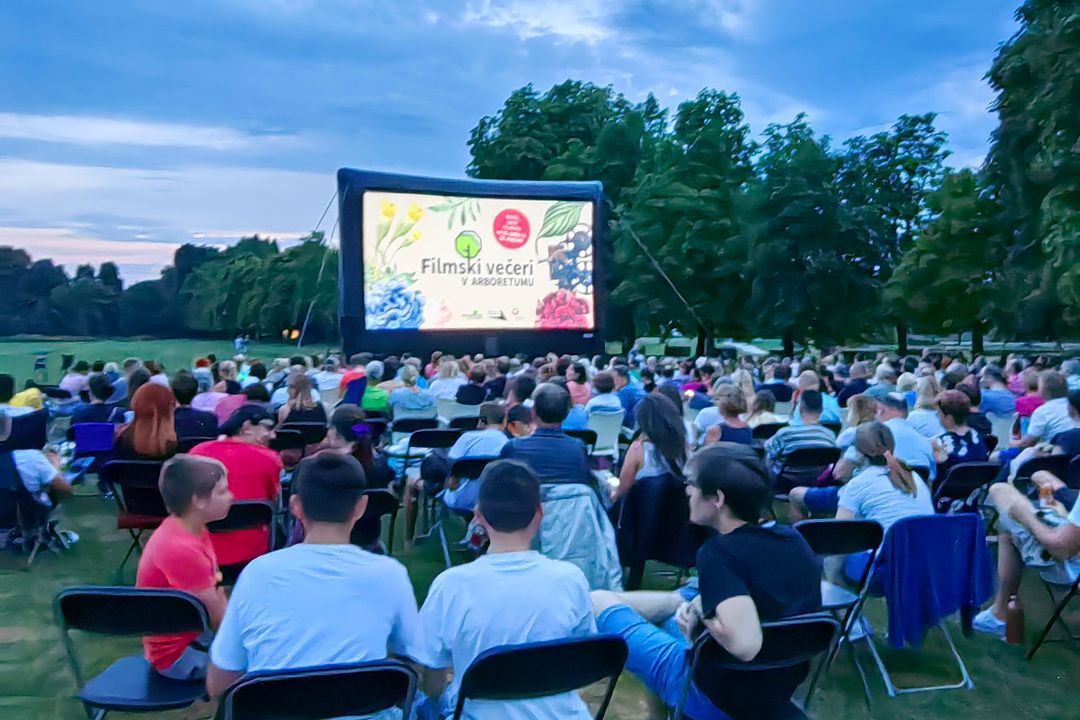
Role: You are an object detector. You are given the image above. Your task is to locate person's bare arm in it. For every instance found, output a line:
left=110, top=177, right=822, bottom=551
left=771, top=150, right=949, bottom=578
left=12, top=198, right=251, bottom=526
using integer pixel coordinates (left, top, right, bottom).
left=702, top=596, right=763, bottom=662
left=613, top=440, right=643, bottom=501
left=206, top=664, right=243, bottom=698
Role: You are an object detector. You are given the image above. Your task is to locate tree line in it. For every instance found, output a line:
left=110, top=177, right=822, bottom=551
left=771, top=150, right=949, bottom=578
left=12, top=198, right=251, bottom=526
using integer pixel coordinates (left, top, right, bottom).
left=0, top=0, right=1074, bottom=354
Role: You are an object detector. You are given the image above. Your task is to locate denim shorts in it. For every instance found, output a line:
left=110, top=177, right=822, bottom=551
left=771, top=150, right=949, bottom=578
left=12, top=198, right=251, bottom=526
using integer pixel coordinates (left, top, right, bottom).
left=596, top=603, right=729, bottom=720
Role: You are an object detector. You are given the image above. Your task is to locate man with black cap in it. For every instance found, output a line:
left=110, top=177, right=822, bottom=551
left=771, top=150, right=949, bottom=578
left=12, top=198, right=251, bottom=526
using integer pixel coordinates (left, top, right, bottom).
left=189, top=405, right=282, bottom=569
left=206, top=452, right=421, bottom=698
left=416, top=460, right=595, bottom=719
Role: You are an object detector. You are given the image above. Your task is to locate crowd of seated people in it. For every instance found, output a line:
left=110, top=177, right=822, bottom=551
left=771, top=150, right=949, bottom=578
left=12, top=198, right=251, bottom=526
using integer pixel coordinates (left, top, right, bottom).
left=6, top=344, right=1080, bottom=718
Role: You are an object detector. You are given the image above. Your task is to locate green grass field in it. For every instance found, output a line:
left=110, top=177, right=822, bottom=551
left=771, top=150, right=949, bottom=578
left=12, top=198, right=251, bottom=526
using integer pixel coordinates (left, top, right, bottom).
left=0, top=339, right=1077, bottom=719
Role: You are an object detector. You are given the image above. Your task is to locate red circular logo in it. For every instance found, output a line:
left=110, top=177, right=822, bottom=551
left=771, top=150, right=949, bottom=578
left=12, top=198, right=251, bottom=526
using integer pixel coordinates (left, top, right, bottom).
left=492, top=209, right=530, bottom=250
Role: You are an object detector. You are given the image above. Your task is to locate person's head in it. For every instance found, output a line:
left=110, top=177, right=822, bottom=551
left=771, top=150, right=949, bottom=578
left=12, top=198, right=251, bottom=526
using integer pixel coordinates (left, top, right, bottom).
left=1038, top=370, right=1067, bottom=401
left=750, top=389, right=776, bottom=416
left=88, top=373, right=115, bottom=403
left=508, top=374, right=537, bottom=406
left=365, top=360, right=384, bottom=383
left=290, top=452, right=369, bottom=530
left=243, top=383, right=270, bottom=403
left=475, top=460, right=542, bottom=541
left=220, top=405, right=277, bottom=446
left=915, top=375, right=943, bottom=410
left=400, top=364, right=420, bottom=388
left=636, top=393, right=688, bottom=470
left=684, top=444, right=770, bottom=530
left=122, top=357, right=143, bottom=377
left=796, top=370, right=820, bottom=393
left=126, top=383, right=177, bottom=457
left=854, top=421, right=918, bottom=496
left=505, top=404, right=533, bottom=437
left=797, top=390, right=823, bottom=423
left=159, top=455, right=232, bottom=522
left=715, top=385, right=747, bottom=420
left=846, top=394, right=878, bottom=427
left=936, top=390, right=971, bottom=430
left=533, top=383, right=571, bottom=426
left=592, top=371, right=615, bottom=395
left=126, top=367, right=151, bottom=405
left=468, top=366, right=486, bottom=385
left=287, top=372, right=316, bottom=408
left=217, top=360, right=237, bottom=381
left=876, top=392, right=909, bottom=422
left=896, top=372, right=917, bottom=393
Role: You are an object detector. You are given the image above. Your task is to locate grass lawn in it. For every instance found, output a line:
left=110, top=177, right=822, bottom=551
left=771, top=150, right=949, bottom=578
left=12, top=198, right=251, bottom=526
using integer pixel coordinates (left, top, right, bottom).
left=0, top=339, right=1077, bottom=718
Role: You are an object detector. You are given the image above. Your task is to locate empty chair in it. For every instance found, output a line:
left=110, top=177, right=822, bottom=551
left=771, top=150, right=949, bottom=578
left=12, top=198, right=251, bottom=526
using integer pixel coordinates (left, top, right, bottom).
left=453, top=636, right=627, bottom=720
left=674, top=615, right=839, bottom=720
left=55, top=586, right=211, bottom=720
left=220, top=660, right=418, bottom=720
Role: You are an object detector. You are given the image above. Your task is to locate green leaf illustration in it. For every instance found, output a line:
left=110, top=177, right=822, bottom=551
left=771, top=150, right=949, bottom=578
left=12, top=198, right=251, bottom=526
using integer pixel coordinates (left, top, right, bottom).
left=455, top=231, right=482, bottom=259
left=538, top=201, right=584, bottom=239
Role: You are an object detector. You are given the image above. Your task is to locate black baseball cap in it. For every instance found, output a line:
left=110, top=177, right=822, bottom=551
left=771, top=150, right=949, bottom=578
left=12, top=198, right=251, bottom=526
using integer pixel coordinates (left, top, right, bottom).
left=220, top=405, right=277, bottom=436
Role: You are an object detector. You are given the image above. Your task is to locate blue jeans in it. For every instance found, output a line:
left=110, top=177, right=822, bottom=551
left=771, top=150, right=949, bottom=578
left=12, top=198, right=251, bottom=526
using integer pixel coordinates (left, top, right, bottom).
left=596, top=600, right=729, bottom=720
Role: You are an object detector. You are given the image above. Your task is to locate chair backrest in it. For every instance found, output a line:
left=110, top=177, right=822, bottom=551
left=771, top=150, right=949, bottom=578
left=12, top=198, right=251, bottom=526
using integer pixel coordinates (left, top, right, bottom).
left=437, top=399, right=482, bottom=421
left=795, top=518, right=884, bottom=557
left=934, top=462, right=999, bottom=504
left=72, top=422, right=116, bottom=453
left=587, top=410, right=625, bottom=453
left=207, top=500, right=275, bottom=534
left=99, top=460, right=167, bottom=517
left=406, top=428, right=461, bottom=453
left=0, top=409, right=48, bottom=450
left=450, top=457, right=496, bottom=480
left=752, top=422, right=787, bottom=440
left=565, top=429, right=598, bottom=453
left=221, top=660, right=419, bottom=720
left=688, top=615, right=838, bottom=720
left=1014, top=454, right=1069, bottom=485
left=177, top=435, right=216, bottom=453
left=448, top=415, right=481, bottom=431
left=279, top=421, right=327, bottom=446
left=454, top=636, right=627, bottom=720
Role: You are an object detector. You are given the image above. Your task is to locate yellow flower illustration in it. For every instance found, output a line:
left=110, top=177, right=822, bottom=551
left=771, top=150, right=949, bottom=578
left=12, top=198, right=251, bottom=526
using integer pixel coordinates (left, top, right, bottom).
left=381, top=201, right=396, bottom=219
left=408, top=203, right=423, bottom=222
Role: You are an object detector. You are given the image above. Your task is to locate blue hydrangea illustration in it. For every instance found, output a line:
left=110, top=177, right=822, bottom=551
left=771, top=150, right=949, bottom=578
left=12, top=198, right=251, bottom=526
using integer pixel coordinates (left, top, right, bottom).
left=366, top=276, right=425, bottom=330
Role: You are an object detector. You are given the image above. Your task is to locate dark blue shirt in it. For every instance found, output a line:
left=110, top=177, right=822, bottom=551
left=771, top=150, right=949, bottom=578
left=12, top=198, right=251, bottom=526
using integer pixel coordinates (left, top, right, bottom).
left=499, top=427, right=592, bottom=485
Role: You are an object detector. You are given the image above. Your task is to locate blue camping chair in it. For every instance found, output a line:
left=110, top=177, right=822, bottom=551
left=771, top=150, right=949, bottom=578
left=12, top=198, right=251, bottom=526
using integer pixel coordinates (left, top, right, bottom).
left=453, top=635, right=627, bottom=720
left=220, top=660, right=418, bottom=720
left=55, top=586, right=211, bottom=720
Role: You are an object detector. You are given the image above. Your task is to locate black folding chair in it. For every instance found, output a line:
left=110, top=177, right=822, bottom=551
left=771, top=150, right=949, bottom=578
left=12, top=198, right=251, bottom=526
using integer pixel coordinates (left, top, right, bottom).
left=773, top=447, right=841, bottom=495
left=933, top=461, right=998, bottom=514
left=752, top=422, right=787, bottom=441
left=674, top=615, right=839, bottom=720
left=220, top=660, right=418, bottom=720
left=453, top=635, right=628, bottom=720
left=55, top=586, right=211, bottom=720
left=1027, top=574, right=1080, bottom=660
left=448, top=415, right=481, bottom=431
left=177, top=436, right=215, bottom=453
left=565, top=429, right=598, bottom=455
left=99, top=461, right=167, bottom=577
left=207, top=500, right=277, bottom=586
left=795, top=520, right=884, bottom=709
left=351, top=488, right=401, bottom=555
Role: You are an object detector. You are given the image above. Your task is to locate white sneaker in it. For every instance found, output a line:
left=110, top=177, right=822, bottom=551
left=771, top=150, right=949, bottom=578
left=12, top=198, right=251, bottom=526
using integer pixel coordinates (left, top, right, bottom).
left=972, top=608, right=1006, bottom=639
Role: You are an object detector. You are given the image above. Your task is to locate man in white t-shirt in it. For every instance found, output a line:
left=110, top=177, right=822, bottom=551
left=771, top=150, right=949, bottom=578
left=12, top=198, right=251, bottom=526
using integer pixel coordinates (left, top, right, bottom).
left=206, top=453, right=422, bottom=713
left=416, top=460, right=596, bottom=720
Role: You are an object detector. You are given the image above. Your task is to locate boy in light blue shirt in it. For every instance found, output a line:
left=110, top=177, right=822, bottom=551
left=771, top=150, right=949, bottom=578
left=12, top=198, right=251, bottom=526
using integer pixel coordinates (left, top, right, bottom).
left=417, top=460, right=596, bottom=719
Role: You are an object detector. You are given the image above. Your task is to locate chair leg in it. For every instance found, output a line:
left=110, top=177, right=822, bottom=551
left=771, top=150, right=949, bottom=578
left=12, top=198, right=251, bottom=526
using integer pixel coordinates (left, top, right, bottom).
left=1027, top=581, right=1079, bottom=660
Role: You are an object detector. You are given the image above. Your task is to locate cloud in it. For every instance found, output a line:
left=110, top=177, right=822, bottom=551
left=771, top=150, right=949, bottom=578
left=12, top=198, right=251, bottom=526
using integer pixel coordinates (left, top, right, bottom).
left=0, top=113, right=297, bottom=150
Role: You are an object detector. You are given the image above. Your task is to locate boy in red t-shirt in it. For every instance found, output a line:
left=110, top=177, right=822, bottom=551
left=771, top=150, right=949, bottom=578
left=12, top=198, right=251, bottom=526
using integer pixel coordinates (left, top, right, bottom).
left=136, top=454, right=233, bottom=680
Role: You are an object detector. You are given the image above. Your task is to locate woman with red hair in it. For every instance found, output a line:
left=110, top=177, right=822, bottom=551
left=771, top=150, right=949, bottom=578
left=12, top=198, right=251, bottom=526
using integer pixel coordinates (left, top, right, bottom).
left=115, top=383, right=179, bottom=460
